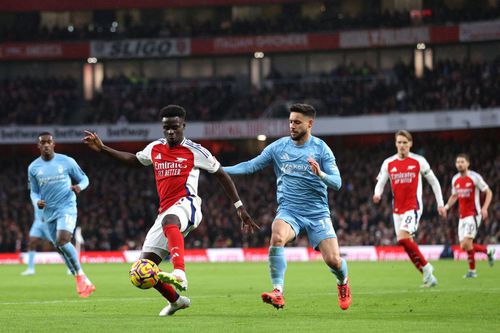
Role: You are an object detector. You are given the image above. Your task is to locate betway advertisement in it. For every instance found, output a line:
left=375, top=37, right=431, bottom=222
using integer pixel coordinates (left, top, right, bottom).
left=0, top=109, right=498, bottom=144
left=2, top=245, right=498, bottom=264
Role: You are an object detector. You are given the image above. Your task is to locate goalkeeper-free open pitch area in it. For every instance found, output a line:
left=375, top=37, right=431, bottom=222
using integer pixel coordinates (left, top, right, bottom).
left=0, top=260, right=498, bottom=333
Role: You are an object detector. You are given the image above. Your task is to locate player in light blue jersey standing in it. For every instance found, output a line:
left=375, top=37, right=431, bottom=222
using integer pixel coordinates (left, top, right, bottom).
left=20, top=198, right=52, bottom=275
left=28, top=132, right=95, bottom=298
left=224, top=103, right=351, bottom=310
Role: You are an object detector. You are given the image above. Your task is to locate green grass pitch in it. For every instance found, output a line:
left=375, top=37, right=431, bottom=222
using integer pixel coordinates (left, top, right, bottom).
left=0, top=260, right=498, bottom=333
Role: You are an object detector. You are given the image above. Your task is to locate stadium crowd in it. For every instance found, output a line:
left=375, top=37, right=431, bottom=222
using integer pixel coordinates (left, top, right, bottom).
left=2, top=3, right=498, bottom=42
left=0, top=76, right=79, bottom=125
left=0, top=132, right=498, bottom=253
left=1, top=58, right=499, bottom=125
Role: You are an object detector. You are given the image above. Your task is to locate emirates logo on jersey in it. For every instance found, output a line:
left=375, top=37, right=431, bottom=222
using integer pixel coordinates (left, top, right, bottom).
left=456, top=188, right=472, bottom=198
left=390, top=172, right=416, bottom=184
left=154, top=160, right=188, bottom=177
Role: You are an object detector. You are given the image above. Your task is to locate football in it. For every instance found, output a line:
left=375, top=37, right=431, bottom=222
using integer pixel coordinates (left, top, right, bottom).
left=129, top=259, right=160, bottom=289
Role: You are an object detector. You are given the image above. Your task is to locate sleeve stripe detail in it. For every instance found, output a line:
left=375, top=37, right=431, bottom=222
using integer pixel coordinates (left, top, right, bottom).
left=184, top=141, right=210, bottom=158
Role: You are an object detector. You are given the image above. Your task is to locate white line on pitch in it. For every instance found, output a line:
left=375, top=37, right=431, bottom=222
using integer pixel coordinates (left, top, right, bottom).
left=1, top=288, right=499, bottom=306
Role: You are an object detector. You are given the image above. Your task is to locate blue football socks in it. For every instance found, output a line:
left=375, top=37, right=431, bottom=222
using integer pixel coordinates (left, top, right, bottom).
left=330, top=258, right=348, bottom=285
left=269, top=246, right=287, bottom=292
left=58, top=242, right=81, bottom=275
left=27, top=251, right=36, bottom=271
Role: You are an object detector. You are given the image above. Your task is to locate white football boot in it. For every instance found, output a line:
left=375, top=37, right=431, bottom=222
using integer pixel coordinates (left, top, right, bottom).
left=159, top=296, right=191, bottom=317
left=421, top=263, right=437, bottom=288
left=21, top=268, right=35, bottom=276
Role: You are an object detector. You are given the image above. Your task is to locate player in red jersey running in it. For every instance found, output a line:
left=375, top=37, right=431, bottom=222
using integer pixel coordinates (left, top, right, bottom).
left=373, top=130, right=446, bottom=287
left=444, top=153, right=494, bottom=278
left=83, top=105, right=259, bottom=316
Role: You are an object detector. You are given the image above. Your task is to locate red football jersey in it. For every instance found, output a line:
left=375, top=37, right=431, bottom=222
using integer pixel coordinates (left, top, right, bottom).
left=451, top=171, right=489, bottom=218
left=376, top=153, right=432, bottom=214
left=136, top=138, right=220, bottom=213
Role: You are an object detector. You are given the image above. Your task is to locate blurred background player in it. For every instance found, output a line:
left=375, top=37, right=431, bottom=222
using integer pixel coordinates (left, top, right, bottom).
left=20, top=198, right=51, bottom=275
left=444, top=153, right=495, bottom=278
left=373, top=130, right=446, bottom=287
left=82, top=105, right=259, bottom=316
left=224, top=103, right=351, bottom=310
left=28, top=132, right=95, bottom=297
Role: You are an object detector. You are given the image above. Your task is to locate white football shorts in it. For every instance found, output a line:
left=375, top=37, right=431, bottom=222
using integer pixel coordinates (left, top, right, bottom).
left=142, top=196, right=202, bottom=259
left=393, top=209, right=422, bottom=235
left=458, top=215, right=481, bottom=241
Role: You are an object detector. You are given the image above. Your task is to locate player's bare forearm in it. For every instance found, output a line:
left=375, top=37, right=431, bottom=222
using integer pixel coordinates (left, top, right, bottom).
left=83, top=130, right=142, bottom=167
left=214, top=167, right=260, bottom=232
left=482, top=189, right=493, bottom=211
left=213, top=167, right=241, bottom=203
left=445, top=194, right=458, bottom=210
left=101, top=145, right=142, bottom=167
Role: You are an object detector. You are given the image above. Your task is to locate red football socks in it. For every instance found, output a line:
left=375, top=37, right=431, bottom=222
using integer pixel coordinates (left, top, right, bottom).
left=398, top=238, right=428, bottom=273
left=154, top=281, right=179, bottom=302
left=467, top=250, right=476, bottom=270
left=163, top=224, right=185, bottom=272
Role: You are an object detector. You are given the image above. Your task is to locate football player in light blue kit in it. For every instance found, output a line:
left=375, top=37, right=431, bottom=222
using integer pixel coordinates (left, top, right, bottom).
left=28, top=132, right=95, bottom=298
left=224, top=103, right=351, bottom=310
left=20, top=199, right=52, bottom=275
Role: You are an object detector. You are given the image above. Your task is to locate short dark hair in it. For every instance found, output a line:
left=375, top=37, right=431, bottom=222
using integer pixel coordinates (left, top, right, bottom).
left=289, top=103, right=316, bottom=119
left=160, top=105, right=186, bottom=121
left=456, top=153, right=470, bottom=162
left=38, top=132, right=53, bottom=140
left=395, top=130, right=412, bottom=141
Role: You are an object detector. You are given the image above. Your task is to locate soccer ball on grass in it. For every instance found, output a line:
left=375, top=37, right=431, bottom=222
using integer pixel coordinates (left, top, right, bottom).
left=129, top=259, right=159, bottom=289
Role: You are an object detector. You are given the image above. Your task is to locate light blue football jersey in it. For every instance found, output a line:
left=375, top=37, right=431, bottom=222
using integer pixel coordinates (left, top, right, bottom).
left=28, top=153, right=89, bottom=223
left=224, top=136, right=341, bottom=217
left=32, top=198, right=42, bottom=222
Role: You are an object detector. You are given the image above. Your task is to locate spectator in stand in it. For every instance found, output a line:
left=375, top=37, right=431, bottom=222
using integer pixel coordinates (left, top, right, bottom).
left=4, top=132, right=499, bottom=253
left=1, top=59, right=499, bottom=124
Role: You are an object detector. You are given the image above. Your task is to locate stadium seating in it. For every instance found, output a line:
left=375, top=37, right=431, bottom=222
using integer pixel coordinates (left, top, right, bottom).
left=1, top=58, right=499, bottom=125
left=1, top=131, right=497, bottom=252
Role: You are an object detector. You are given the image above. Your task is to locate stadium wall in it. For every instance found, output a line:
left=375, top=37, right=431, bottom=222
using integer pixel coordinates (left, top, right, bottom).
left=1, top=245, right=499, bottom=264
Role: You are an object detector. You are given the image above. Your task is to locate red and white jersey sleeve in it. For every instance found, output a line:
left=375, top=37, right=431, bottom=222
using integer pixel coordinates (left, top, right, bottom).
left=136, top=138, right=220, bottom=214
left=136, top=140, right=159, bottom=166
left=451, top=170, right=489, bottom=218
left=379, top=153, right=431, bottom=214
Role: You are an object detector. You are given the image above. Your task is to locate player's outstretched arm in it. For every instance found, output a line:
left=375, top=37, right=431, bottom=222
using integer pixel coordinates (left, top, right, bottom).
left=212, top=167, right=260, bottom=233
left=82, top=130, right=142, bottom=167
left=224, top=145, right=273, bottom=175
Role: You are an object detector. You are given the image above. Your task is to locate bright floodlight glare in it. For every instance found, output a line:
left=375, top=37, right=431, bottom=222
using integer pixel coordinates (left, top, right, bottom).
left=257, top=134, right=267, bottom=141
left=416, top=43, right=426, bottom=50
left=254, top=52, right=265, bottom=59
left=67, top=25, right=74, bottom=32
